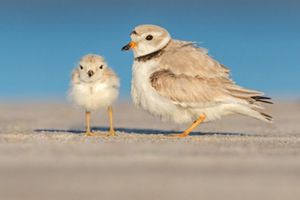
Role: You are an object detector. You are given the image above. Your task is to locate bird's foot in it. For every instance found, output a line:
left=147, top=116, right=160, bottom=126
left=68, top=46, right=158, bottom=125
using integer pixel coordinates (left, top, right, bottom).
left=168, top=132, right=190, bottom=138
left=84, top=130, right=116, bottom=137
left=167, top=114, right=205, bottom=138
left=84, top=131, right=97, bottom=136
left=106, top=129, right=116, bottom=137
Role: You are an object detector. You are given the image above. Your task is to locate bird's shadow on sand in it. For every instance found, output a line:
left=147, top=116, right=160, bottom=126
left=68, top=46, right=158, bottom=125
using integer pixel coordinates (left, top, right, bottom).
left=34, top=126, right=249, bottom=136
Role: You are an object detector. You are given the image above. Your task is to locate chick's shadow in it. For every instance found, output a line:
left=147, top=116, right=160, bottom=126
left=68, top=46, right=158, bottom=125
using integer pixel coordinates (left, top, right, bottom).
left=34, top=126, right=249, bottom=136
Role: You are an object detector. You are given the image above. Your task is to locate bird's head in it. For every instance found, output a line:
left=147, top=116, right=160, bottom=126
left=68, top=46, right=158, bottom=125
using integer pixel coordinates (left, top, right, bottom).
left=77, top=54, right=107, bottom=83
left=122, top=24, right=171, bottom=58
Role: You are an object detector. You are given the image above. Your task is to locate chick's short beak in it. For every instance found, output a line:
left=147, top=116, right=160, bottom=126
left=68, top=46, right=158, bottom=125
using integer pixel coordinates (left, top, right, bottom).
left=87, top=70, right=94, bottom=77
left=121, top=41, right=136, bottom=51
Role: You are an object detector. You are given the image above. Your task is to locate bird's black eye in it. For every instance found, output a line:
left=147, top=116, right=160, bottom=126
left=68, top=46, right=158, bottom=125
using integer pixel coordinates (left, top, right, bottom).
left=80, top=65, right=83, bottom=70
left=145, top=35, right=153, bottom=40
left=99, top=65, right=103, bottom=69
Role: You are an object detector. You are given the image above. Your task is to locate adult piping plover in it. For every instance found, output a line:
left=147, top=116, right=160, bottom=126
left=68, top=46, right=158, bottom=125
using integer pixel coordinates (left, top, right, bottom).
left=69, top=54, right=120, bottom=136
left=122, top=24, right=272, bottom=137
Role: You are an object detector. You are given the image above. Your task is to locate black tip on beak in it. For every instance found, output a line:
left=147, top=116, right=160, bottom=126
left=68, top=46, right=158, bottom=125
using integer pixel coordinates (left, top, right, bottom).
left=121, top=43, right=131, bottom=51
left=87, top=70, right=94, bottom=77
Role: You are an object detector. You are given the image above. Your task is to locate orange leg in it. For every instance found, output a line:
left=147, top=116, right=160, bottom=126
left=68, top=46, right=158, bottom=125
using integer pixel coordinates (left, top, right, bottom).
left=170, top=114, right=206, bottom=138
left=85, top=111, right=96, bottom=136
left=107, top=106, right=116, bottom=136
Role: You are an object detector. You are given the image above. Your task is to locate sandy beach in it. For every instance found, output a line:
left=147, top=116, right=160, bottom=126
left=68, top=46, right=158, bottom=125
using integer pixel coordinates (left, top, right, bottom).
left=0, top=101, right=300, bottom=200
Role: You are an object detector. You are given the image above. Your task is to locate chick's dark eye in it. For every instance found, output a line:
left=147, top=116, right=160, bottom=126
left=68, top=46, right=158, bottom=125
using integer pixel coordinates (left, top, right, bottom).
left=79, top=65, right=83, bottom=70
left=146, top=35, right=153, bottom=40
left=99, top=65, right=103, bottom=69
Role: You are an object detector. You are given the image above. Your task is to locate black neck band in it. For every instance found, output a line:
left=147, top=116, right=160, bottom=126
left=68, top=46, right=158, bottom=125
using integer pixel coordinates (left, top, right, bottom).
left=134, top=40, right=171, bottom=62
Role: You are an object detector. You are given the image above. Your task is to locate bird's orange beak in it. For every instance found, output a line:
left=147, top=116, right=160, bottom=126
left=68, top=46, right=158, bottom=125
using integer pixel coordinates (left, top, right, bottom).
left=121, top=41, right=136, bottom=51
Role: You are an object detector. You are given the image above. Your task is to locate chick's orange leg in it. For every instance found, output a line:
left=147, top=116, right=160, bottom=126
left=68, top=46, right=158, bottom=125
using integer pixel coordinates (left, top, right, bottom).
left=170, top=114, right=206, bottom=138
left=107, top=106, right=116, bottom=136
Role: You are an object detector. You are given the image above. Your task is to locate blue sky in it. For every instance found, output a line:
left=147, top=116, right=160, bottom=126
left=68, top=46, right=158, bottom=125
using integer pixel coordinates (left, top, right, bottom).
left=0, top=0, right=299, bottom=100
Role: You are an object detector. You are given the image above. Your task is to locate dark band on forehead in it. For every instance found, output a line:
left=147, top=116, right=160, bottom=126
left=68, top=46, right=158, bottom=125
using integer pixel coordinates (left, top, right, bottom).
left=131, top=30, right=137, bottom=35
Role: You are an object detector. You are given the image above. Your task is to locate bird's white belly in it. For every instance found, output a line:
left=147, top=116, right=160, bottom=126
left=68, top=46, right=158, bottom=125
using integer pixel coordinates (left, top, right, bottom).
left=131, top=60, right=194, bottom=123
left=70, top=82, right=118, bottom=111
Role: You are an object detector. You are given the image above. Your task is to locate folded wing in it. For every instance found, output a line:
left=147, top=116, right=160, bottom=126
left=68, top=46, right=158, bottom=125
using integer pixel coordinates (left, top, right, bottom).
left=150, top=41, right=273, bottom=107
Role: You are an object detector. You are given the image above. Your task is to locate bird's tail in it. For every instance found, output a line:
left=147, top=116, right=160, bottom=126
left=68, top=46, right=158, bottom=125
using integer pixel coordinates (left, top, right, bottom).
left=249, top=95, right=273, bottom=122
left=251, top=95, right=273, bottom=105
left=227, top=103, right=273, bottom=123
left=225, top=84, right=273, bottom=122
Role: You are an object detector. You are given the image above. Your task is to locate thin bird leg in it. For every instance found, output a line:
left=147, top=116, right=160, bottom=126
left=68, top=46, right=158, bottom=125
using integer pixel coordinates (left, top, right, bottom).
left=107, top=106, right=116, bottom=136
left=85, top=111, right=96, bottom=136
left=170, top=114, right=206, bottom=138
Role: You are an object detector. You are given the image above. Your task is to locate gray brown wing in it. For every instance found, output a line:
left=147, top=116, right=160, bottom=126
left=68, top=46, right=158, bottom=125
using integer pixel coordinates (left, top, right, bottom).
left=160, top=41, right=230, bottom=79
left=150, top=69, right=269, bottom=106
left=154, top=41, right=272, bottom=105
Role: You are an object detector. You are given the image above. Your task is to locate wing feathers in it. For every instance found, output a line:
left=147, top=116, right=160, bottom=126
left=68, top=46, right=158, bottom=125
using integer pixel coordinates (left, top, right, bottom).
left=150, top=68, right=273, bottom=107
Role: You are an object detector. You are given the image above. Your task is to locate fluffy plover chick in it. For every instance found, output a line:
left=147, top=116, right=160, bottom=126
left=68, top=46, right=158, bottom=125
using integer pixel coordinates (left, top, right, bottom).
left=69, top=54, right=120, bottom=136
left=122, top=24, right=272, bottom=138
